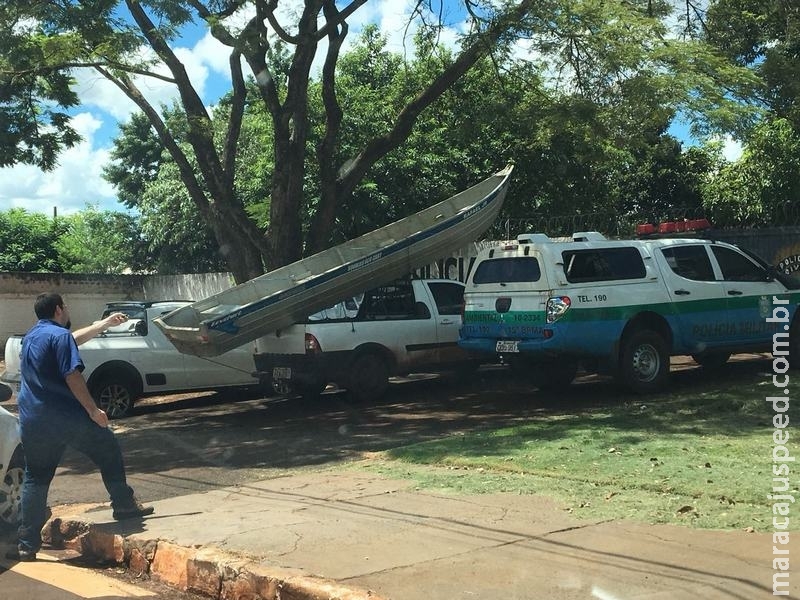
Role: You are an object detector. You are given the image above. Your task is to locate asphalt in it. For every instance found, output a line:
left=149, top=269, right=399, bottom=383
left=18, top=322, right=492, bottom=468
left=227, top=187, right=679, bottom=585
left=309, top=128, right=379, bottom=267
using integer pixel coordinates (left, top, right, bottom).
left=3, top=470, right=796, bottom=600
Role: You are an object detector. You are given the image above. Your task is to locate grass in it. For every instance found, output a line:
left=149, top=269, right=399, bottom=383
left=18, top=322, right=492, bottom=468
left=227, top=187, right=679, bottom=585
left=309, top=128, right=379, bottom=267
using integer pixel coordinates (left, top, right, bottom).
left=347, top=369, right=799, bottom=531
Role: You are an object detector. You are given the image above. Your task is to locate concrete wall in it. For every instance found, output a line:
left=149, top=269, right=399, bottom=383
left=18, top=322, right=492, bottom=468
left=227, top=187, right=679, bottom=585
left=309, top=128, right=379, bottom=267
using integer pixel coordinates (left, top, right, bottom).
left=0, top=272, right=234, bottom=356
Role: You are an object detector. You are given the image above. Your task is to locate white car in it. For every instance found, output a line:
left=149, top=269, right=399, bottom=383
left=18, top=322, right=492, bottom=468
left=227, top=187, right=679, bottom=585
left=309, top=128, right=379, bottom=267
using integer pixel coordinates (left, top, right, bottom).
left=0, top=404, right=23, bottom=527
left=2, top=301, right=261, bottom=418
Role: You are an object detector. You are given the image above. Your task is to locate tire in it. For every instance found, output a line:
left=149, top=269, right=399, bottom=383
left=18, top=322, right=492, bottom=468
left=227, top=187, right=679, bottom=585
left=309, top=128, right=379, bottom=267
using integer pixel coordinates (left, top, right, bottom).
left=347, top=353, right=390, bottom=402
left=691, top=352, right=731, bottom=369
left=618, top=330, right=669, bottom=394
left=91, top=377, right=136, bottom=418
left=0, top=449, right=24, bottom=527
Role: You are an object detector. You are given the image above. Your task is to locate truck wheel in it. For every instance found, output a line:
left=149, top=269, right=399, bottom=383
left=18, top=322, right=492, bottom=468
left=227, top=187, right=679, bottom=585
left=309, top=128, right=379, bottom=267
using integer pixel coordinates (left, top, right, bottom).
left=0, top=449, right=23, bottom=527
left=691, top=352, right=731, bottom=369
left=91, top=377, right=135, bottom=418
left=348, top=353, right=389, bottom=402
left=618, top=330, right=669, bottom=394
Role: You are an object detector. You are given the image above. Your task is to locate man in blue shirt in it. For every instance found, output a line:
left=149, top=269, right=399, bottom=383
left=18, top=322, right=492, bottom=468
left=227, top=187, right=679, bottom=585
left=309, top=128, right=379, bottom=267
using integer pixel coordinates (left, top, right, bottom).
left=6, top=293, right=153, bottom=562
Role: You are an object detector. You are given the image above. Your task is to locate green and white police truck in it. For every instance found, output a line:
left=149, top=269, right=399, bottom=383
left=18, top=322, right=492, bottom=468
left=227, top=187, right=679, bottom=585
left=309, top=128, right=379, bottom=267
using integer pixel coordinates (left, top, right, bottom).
left=458, top=232, right=800, bottom=392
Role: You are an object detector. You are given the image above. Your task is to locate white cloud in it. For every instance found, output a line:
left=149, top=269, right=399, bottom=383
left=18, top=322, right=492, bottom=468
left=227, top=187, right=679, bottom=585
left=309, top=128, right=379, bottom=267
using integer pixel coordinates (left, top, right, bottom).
left=0, top=113, right=121, bottom=216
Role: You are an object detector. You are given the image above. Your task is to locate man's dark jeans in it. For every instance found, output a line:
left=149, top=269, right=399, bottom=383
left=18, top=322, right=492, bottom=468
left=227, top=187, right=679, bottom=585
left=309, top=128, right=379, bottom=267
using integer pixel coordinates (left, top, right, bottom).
left=18, top=412, right=134, bottom=553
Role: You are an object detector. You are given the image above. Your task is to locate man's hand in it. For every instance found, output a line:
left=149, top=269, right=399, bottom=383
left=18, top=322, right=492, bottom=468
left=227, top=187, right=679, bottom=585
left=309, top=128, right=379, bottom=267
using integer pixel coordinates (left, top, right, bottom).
left=73, top=312, right=129, bottom=345
left=103, top=312, right=129, bottom=328
left=90, top=407, right=109, bottom=428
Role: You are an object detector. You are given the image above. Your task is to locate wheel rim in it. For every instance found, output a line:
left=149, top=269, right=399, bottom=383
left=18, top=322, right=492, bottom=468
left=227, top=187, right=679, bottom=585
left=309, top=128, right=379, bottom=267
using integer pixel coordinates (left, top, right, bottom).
left=98, top=384, right=132, bottom=418
left=631, top=343, right=660, bottom=382
left=0, top=465, right=24, bottom=525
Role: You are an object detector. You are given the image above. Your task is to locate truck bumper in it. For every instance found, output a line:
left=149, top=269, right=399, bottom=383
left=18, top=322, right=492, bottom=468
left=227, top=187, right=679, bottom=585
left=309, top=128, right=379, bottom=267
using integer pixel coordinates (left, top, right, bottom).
left=253, top=352, right=350, bottom=388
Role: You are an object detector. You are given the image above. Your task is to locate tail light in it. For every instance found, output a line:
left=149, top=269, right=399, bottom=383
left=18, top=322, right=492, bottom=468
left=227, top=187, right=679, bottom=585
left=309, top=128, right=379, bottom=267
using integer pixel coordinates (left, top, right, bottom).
left=305, top=333, right=322, bottom=354
left=546, top=296, right=571, bottom=323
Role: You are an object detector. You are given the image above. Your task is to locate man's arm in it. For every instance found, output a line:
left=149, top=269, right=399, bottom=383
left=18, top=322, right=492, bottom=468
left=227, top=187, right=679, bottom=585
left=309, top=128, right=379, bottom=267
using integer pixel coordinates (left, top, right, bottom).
left=65, top=370, right=109, bottom=427
left=72, top=313, right=128, bottom=346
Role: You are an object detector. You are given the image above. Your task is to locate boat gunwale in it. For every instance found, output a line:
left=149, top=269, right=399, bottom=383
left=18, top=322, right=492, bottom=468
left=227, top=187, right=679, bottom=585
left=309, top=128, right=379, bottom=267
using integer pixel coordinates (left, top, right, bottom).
left=154, top=166, right=512, bottom=343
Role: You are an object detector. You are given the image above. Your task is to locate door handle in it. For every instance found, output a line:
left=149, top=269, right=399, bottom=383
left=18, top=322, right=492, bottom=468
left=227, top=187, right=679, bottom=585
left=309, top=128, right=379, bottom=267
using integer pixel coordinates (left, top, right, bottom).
left=440, top=319, right=455, bottom=325
left=727, top=290, right=743, bottom=296
left=674, top=289, right=691, bottom=295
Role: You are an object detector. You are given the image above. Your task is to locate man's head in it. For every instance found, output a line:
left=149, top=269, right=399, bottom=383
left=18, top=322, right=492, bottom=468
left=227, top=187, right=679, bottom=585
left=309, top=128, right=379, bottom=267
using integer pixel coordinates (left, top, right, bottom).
left=34, top=293, right=71, bottom=329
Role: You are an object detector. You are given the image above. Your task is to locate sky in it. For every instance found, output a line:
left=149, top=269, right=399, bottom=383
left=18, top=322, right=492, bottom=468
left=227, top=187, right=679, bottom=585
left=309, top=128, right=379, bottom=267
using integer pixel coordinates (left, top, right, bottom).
left=0, top=1, right=744, bottom=217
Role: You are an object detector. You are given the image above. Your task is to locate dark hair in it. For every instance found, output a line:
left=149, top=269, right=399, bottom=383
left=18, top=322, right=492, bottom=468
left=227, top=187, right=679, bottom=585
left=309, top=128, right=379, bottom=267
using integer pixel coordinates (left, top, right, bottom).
left=34, top=293, right=64, bottom=320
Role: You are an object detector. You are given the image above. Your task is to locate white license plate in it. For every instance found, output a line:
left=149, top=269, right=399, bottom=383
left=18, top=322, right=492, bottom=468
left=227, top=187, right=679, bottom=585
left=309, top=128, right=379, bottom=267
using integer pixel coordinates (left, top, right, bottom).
left=496, top=340, right=520, bottom=353
left=272, top=366, right=292, bottom=379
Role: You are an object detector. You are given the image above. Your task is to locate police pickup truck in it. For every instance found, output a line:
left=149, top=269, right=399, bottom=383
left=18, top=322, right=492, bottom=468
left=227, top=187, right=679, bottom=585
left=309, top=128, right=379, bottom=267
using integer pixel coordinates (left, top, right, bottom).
left=459, top=232, right=800, bottom=393
left=1, top=301, right=259, bottom=418
left=253, top=279, right=478, bottom=401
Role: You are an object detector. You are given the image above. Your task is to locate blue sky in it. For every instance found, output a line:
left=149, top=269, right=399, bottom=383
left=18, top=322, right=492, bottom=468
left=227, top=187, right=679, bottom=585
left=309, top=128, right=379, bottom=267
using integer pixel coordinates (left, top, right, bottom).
left=0, top=1, right=741, bottom=217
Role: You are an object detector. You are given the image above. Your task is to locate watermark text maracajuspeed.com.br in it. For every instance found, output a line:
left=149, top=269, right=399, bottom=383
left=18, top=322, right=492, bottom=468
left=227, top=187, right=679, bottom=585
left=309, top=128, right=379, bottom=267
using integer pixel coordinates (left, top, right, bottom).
left=768, top=296, right=793, bottom=595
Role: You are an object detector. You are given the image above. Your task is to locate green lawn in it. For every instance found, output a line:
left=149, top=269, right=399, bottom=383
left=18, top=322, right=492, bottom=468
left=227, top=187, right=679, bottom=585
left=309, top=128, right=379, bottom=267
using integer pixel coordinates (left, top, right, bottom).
left=349, top=367, right=798, bottom=530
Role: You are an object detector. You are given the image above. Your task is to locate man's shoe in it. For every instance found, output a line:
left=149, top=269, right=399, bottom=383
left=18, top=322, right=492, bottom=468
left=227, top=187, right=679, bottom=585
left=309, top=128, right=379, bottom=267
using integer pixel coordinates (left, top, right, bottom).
left=4, top=548, right=36, bottom=562
left=112, top=497, right=155, bottom=521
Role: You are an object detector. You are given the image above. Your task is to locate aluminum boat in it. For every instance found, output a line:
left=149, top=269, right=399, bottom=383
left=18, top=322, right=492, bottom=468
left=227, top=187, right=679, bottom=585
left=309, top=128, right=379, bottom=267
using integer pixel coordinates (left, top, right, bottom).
left=154, top=165, right=513, bottom=356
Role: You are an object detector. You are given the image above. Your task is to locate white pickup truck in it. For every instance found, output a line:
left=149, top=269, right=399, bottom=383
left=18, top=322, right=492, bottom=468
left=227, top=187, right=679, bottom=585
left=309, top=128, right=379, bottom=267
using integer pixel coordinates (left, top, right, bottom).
left=253, top=279, right=479, bottom=401
left=1, top=301, right=259, bottom=418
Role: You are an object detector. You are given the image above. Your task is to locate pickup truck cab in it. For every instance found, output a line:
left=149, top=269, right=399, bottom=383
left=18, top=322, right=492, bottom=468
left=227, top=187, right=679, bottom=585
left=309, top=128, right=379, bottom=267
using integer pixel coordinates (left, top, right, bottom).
left=253, top=279, right=477, bottom=401
left=459, top=232, right=800, bottom=392
left=2, top=301, right=259, bottom=418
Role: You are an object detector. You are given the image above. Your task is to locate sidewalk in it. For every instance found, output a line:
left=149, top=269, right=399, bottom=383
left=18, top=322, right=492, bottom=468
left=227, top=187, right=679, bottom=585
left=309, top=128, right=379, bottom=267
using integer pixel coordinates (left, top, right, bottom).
left=20, top=471, right=796, bottom=600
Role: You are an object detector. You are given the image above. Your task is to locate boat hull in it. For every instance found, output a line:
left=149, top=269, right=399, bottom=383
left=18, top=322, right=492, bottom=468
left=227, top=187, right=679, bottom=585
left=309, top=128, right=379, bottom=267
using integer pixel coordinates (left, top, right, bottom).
left=155, top=166, right=513, bottom=356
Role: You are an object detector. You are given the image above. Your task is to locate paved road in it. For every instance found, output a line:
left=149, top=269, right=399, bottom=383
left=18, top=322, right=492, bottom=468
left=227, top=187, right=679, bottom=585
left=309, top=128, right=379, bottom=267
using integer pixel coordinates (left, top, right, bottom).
left=0, top=354, right=773, bottom=511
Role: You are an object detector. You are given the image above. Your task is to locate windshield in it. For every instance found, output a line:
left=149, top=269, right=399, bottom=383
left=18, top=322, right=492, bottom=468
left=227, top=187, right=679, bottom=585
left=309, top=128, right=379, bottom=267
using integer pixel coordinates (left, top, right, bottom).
left=738, top=246, right=800, bottom=289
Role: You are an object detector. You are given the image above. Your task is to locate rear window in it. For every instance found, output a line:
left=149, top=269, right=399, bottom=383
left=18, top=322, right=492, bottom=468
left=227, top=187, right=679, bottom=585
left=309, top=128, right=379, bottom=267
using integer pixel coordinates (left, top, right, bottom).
left=472, top=258, right=542, bottom=284
left=427, top=282, right=464, bottom=316
left=562, top=247, right=645, bottom=282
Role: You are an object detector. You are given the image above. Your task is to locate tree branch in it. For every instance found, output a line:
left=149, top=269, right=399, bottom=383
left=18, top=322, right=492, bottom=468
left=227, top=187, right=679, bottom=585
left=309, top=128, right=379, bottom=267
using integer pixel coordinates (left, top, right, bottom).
left=338, top=0, right=535, bottom=195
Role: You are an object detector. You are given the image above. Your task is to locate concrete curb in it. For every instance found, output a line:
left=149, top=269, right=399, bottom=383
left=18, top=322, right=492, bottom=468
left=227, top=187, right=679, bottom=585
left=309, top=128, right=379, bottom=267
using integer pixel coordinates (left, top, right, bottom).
left=42, top=517, right=386, bottom=600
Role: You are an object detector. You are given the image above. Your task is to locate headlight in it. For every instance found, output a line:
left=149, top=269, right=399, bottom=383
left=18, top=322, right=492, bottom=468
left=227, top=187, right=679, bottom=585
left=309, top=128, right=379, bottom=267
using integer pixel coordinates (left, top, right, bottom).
left=546, top=296, right=571, bottom=323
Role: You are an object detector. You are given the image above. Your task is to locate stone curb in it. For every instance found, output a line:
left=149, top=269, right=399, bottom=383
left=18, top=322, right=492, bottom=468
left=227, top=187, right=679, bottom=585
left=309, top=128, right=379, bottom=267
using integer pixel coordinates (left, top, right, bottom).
left=42, top=517, right=386, bottom=600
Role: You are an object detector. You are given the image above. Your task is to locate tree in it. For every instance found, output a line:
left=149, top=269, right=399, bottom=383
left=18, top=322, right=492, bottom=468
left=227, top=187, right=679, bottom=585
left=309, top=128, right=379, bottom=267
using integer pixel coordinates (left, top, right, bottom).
left=55, top=207, right=145, bottom=274
left=0, top=0, right=537, bottom=283
left=1, top=0, right=756, bottom=282
left=0, top=209, right=67, bottom=272
left=702, top=118, right=800, bottom=226
left=705, top=0, right=800, bottom=129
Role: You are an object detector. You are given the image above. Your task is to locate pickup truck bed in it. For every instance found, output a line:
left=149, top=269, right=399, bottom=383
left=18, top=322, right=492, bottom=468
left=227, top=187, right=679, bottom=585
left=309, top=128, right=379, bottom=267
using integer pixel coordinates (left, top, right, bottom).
left=253, top=279, right=479, bottom=401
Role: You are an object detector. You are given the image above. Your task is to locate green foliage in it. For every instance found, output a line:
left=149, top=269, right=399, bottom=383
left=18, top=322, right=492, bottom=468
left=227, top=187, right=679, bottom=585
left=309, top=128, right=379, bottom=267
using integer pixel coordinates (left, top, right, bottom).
left=703, top=119, right=800, bottom=226
left=54, top=206, right=144, bottom=274
left=0, top=209, right=67, bottom=271
left=138, top=161, right=229, bottom=274
left=706, top=0, right=800, bottom=128
left=103, top=112, right=167, bottom=210
left=0, top=7, right=81, bottom=170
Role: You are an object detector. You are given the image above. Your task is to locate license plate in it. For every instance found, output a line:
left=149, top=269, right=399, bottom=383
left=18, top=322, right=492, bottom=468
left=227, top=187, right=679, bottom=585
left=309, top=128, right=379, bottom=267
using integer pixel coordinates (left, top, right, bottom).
left=496, top=340, right=520, bottom=353
left=272, top=366, right=292, bottom=379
